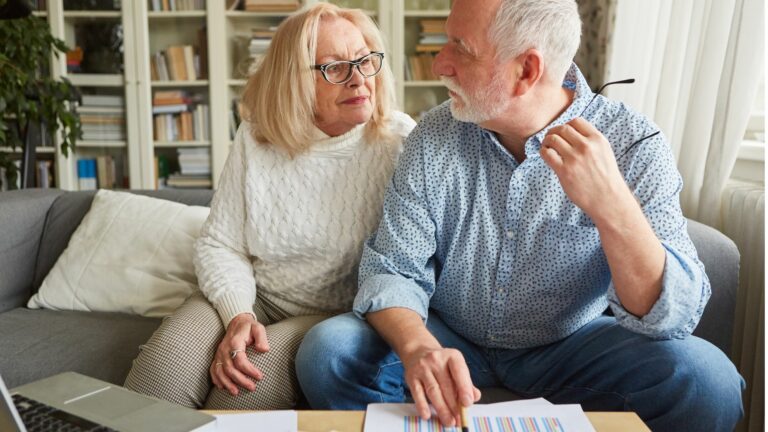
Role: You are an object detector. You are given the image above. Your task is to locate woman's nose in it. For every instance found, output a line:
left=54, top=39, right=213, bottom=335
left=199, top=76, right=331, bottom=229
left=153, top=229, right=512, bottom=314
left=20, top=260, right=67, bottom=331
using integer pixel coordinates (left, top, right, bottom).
left=346, top=66, right=365, bottom=88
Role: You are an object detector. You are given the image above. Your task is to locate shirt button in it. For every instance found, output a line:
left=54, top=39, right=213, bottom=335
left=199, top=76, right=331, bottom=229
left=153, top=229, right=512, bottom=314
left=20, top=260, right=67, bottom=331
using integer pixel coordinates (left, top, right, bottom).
left=497, top=287, right=504, bottom=293
left=506, top=230, right=515, bottom=239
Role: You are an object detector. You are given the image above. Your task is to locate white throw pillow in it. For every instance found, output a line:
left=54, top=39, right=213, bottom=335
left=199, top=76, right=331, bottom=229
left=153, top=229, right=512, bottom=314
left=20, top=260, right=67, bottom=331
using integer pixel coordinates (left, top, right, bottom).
left=28, top=189, right=210, bottom=317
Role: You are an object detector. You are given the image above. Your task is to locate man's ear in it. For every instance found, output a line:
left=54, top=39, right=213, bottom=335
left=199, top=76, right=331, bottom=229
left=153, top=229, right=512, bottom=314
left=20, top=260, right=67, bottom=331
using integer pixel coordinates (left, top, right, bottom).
left=512, top=48, right=544, bottom=96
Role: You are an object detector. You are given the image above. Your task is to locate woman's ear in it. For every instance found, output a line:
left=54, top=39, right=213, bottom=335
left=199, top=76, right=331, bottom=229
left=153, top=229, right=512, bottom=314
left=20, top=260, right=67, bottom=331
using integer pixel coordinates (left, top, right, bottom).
left=512, top=48, right=544, bottom=97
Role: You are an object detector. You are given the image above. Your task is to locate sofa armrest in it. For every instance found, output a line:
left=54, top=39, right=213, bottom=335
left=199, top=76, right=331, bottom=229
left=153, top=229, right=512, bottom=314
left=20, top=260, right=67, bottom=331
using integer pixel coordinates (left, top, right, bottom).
left=687, top=219, right=740, bottom=355
left=0, top=189, right=65, bottom=313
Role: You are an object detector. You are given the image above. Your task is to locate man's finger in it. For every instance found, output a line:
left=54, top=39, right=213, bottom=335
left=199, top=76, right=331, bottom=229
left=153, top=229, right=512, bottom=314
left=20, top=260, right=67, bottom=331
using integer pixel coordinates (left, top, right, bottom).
left=557, top=123, right=590, bottom=152
left=447, top=356, right=475, bottom=407
left=421, top=373, right=454, bottom=427
left=409, top=379, right=431, bottom=420
left=433, top=367, right=461, bottom=427
left=543, top=133, right=575, bottom=161
left=540, top=145, right=564, bottom=170
left=569, top=116, right=599, bottom=137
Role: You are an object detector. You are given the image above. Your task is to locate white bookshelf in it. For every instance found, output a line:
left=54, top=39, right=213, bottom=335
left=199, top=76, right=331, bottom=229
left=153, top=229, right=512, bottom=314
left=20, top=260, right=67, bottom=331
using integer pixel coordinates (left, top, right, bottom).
left=37, top=0, right=450, bottom=190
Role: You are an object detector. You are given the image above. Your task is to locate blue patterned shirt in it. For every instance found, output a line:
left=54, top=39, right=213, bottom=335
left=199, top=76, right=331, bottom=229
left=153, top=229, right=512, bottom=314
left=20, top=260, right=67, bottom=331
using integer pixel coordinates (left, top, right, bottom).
left=353, top=64, right=710, bottom=349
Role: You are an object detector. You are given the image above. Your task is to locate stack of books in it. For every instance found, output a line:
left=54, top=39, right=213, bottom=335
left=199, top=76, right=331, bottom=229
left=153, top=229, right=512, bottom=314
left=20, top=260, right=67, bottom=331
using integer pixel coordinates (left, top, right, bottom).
left=177, top=147, right=211, bottom=176
left=243, top=0, right=301, bottom=12
left=149, top=0, right=205, bottom=11
left=405, top=19, right=447, bottom=81
left=152, top=91, right=210, bottom=142
left=78, top=95, right=127, bottom=142
left=151, top=43, right=204, bottom=81
left=248, top=26, right=277, bottom=73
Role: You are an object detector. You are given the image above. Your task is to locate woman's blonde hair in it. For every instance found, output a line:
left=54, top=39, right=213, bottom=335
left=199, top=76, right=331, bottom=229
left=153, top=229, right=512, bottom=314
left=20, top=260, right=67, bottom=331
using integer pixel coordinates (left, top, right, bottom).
left=241, top=3, right=397, bottom=157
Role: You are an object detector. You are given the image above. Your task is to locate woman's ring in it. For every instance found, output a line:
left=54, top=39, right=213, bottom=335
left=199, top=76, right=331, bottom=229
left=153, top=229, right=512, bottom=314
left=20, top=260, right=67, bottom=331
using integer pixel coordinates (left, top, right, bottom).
left=230, top=349, right=244, bottom=359
left=215, top=361, right=223, bottom=368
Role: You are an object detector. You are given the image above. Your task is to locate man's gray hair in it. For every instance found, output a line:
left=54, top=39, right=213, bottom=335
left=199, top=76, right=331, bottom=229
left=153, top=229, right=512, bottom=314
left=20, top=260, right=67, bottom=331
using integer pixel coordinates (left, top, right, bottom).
left=488, top=0, right=581, bottom=83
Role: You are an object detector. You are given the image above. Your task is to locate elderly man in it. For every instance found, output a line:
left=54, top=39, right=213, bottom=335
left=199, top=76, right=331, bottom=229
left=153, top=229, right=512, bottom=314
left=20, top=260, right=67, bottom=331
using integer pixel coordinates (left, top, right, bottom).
left=295, top=0, right=744, bottom=430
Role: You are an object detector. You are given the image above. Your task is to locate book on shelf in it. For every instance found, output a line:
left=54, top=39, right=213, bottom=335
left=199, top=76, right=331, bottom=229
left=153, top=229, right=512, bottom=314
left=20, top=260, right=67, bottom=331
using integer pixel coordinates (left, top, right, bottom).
left=36, top=160, right=53, bottom=189
left=407, top=53, right=438, bottom=81
left=419, top=19, right=446, bottom=34
left=67, top=47, right=83, bottom=73
left=153, top=105, right=209, bottom=142
left=166, top=173, right=212, bottom=188
left=151, top=44, right=203, bottom=82
left=150, top=0, right=205, bottom=11
left=77, top=159, right=97, bottom=191
left=243, top=0, right=301, bottom=12
left=80, top=95, right=124, bottom=107
left=415, top=44, right=445, bottom=53
left=197, top=27, right=208, bottom=79
left=78, top=156, right=117, bottom=190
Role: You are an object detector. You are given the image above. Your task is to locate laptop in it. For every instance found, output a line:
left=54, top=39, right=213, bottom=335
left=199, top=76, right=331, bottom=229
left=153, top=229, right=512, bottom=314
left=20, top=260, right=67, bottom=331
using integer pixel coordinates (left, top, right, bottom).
left=1, top=372, right=216, bottom=432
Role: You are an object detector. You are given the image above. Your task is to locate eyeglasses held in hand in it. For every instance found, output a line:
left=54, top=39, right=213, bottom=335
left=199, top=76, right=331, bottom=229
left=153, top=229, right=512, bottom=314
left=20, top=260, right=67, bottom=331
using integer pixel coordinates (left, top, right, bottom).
left=578, top=78, right=660, bottom=160
left=312, top=51, right=385, bottom=85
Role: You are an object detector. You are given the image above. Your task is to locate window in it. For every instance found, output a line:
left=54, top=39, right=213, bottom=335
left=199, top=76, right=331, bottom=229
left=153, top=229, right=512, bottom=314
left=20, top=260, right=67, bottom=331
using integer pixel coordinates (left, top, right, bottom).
left=732, top=74, right=765, bottom=183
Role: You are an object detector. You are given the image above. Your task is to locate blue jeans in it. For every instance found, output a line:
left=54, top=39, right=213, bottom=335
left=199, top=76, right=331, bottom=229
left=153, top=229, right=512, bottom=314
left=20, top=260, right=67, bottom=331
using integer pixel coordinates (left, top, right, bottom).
left=296, top=312, right=744, bottom=431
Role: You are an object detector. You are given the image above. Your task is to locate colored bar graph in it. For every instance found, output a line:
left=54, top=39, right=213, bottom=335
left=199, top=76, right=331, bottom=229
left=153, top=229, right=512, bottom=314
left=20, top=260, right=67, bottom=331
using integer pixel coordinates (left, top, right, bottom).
left=400, top=416, right=566, bottom=432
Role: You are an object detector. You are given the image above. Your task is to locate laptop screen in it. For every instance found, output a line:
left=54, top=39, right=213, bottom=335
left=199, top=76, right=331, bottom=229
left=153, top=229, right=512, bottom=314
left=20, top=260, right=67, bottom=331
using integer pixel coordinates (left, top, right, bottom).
left=0, top=375, right=25, bottom=432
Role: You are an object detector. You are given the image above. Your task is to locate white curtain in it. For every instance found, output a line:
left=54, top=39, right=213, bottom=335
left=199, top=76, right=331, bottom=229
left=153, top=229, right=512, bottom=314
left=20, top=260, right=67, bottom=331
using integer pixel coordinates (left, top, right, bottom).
left=603, top=0, right=764, bottom=227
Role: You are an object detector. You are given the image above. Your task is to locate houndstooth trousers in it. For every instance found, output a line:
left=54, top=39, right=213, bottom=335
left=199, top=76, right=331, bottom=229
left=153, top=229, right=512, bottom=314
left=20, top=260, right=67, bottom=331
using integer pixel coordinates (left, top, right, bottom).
left=124, top=293, right=328, bottom=409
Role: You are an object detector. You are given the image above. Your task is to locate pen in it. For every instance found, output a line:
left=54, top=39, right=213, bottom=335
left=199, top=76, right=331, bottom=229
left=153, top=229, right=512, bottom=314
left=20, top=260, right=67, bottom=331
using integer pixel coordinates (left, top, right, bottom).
left=461, top=406, right=469, bottom=432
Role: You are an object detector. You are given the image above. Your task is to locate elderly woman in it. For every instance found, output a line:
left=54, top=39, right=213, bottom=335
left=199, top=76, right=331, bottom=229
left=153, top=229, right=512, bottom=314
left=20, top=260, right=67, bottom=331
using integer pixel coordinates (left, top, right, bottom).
left=124, top=3, right=415, bottom=410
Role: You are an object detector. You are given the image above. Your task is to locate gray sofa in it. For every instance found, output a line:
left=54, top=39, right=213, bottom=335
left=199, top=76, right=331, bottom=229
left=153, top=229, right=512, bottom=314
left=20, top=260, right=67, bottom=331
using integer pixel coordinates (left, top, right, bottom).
left=0, top=189, right=740, bottom=402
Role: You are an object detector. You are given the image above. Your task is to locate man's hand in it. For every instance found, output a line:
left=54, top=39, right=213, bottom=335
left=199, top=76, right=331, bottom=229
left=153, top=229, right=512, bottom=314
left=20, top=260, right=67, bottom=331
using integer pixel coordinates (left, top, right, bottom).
left=540, top=117, right=634, bottom=221
left=401, top=347, right=481, bottom=427
left=210, top=313, right=270, bottom=396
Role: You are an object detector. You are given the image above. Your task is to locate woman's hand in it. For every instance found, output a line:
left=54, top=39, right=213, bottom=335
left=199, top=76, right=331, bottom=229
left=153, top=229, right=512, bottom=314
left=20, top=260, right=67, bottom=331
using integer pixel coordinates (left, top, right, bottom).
left=210, top=313, right=270, bottom=396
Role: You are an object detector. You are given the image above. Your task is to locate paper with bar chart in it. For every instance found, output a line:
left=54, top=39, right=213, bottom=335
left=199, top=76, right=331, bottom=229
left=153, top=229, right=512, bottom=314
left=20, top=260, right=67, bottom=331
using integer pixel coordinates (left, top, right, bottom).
left=364, top=400, right=596, bottom=432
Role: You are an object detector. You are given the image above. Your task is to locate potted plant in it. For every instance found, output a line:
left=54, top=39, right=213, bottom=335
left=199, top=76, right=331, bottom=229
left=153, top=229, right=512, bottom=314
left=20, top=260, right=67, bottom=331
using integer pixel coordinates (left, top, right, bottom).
left=0, top=0, right=81, bottom=189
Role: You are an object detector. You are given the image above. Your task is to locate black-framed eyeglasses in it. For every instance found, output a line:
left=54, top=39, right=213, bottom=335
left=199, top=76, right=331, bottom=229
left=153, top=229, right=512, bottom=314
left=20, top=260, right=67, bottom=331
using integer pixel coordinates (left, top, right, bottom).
left=312, top=51, right=384, bottom=84
left=578, top=78, right=660, bottom=160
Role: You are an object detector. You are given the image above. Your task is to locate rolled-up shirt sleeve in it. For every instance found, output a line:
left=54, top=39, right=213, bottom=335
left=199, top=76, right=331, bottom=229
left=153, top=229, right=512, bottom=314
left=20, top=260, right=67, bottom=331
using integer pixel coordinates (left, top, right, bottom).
left=608, top=131, right=711, bottom=339
left=354, top=126, right=438, bottom=322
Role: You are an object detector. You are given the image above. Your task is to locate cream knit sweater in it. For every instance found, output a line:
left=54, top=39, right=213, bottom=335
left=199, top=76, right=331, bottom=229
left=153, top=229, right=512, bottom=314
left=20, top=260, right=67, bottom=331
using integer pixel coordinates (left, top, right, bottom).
left=194, top=112, right=416, bottom=327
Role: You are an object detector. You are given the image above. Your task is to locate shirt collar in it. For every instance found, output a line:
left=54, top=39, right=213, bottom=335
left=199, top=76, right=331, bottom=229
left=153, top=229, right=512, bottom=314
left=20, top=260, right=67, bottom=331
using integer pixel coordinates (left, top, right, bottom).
left=526, top=63, right=593, bottom=156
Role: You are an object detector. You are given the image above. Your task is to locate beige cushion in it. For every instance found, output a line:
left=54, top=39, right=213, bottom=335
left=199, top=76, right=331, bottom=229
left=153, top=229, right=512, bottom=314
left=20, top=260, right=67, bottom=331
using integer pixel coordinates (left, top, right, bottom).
left=28, top=189, right=210, bottom=317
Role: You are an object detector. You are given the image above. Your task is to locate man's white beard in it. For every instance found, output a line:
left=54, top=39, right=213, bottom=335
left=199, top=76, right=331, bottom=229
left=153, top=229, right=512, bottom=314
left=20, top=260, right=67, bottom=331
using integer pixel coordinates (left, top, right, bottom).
left=441, top=74, right=510, bottom=124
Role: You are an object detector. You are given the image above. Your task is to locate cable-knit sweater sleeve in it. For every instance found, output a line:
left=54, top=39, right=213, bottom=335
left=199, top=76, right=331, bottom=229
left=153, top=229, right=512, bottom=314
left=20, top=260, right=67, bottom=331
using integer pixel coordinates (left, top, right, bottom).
left=194, top=125, right=258, bottom=327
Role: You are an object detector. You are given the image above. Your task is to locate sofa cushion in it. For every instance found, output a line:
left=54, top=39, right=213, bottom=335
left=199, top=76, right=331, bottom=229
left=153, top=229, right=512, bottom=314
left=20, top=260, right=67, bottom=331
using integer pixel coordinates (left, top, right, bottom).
left=0, top=308, right=161, bottom=388
left=28, top=190, right=210, bottom=318
left=31, top=189, right=215, bottom=293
